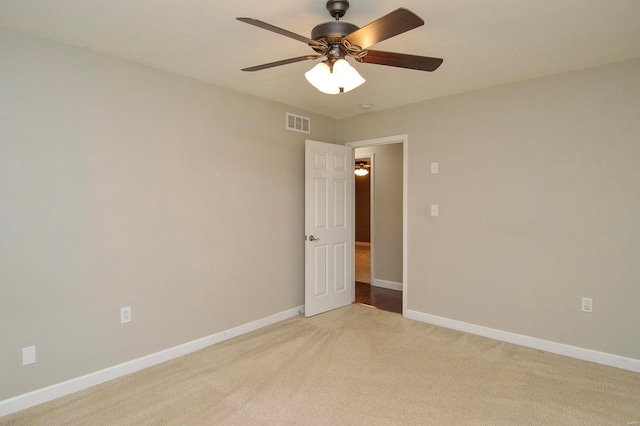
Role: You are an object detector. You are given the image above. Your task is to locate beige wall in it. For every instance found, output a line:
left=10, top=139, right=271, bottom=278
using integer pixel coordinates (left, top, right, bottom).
left=0, top=27, right=336, bottom=400
left=339, top=58, right=640, bottom=360
left=355, top=145, right=403, bottom=285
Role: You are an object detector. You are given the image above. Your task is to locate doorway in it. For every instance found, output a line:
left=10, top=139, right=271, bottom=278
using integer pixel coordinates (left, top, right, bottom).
left=349, top=136, right=406, bottom=314
left=354, top=154, right=372, bottom=286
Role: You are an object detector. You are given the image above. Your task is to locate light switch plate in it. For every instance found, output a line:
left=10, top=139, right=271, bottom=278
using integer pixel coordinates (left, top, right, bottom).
left=121, top=306, right=132, bottom=324
left=431, top=205, right=439, bottom=216
left=431, top=162, right=439, bottom=174
left=22, top=346, right=36, bottom=366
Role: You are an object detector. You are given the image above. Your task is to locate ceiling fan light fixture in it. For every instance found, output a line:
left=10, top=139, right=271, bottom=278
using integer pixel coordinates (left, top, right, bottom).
left=305, top=59, right=365, bottom=94
left=239, top=5, right=444, bottom=95
left=354, top=161, right=370, bottom=176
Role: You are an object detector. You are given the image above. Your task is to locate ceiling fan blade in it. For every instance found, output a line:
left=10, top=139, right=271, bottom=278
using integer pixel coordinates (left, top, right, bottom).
left=343, top=8, right=424, bottom=50
left=241, top=55, right=322, bottom=72
left=357, top=50, right=443, bottom=72
left=237, top=18, right=324, bottom=47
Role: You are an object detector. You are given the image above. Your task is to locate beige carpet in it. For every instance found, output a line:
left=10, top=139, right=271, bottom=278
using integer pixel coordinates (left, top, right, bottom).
left=3, top=304, right=640, bottom=425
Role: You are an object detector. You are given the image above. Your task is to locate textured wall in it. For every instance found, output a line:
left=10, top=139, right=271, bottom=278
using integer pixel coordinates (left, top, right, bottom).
left=339, top=58, right=640, bottom=360
left=0, top=27, right=336, bottom=400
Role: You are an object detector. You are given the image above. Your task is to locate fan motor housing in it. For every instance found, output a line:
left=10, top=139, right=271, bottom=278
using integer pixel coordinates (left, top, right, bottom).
left=311, top=21, right=358, bottom=41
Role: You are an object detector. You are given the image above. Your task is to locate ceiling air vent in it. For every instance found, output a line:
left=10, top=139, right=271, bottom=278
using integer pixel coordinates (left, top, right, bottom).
left=286, top=112, right=310, bottom=134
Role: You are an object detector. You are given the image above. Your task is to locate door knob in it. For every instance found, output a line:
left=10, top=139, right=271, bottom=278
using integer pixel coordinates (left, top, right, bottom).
left=308, top=235, right=320, bottom=241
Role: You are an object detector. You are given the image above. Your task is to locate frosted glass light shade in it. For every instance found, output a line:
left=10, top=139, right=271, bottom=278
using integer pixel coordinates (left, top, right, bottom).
left=305, top=59, right=365, bottom=94
left=305, top=62, right=340, bottom=94
left=331, top=59, right=365, bottom=93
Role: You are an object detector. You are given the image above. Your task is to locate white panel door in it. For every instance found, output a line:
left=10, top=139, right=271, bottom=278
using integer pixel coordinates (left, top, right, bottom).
left=305, top=140, right=354, bottom=317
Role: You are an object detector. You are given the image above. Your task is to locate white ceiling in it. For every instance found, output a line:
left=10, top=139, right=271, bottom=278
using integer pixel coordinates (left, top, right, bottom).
left=2, top=0, right=640, bottom=119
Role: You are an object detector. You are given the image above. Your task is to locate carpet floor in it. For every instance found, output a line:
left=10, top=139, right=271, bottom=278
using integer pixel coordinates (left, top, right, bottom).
left=3, top=304, right=640, bottom=425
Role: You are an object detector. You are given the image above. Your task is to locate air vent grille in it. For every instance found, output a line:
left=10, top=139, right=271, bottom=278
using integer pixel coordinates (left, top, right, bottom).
left=286, top=113, right=310, bottom=134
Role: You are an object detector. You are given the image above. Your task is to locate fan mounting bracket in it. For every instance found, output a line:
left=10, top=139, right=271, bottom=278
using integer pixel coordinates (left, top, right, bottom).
left=311, top=21, right=358, bottom=42
left=326, top=0, right=350, bottom=19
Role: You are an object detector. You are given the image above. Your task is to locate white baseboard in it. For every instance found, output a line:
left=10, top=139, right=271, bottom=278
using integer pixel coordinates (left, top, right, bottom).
left=372, top=279, right=402, bottom=291
left=0, top=305, right=304, bottom=418
left=405, top=309, right=640, bottom=374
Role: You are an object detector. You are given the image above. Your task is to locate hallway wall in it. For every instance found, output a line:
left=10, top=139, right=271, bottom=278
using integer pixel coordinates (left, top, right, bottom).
left=355, top=167, right=371, bottom=243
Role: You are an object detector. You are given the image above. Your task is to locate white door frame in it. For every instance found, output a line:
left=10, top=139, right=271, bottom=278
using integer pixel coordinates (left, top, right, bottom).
left=347, top=134, right=408, bottom=317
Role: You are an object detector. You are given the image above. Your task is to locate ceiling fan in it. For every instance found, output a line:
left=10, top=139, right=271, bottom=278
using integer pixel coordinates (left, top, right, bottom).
left=355, top=160, right=371, bottom=176
left=237, top=0, right=443, bottom=94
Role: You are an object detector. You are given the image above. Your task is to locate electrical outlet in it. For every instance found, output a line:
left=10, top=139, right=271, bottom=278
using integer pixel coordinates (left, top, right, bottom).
left=120, top=306, right=132, bottom=324
left=581, top=297, right=593, bottom=313
left=22, top=346, right=36, bottom=366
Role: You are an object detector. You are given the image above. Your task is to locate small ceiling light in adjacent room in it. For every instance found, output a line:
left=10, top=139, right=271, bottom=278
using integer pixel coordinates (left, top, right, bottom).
left=360, top=103, right=373, bottom=110
left=354, top=161, right=370, bottom=176
left=305, top=59, right=365, bottom=94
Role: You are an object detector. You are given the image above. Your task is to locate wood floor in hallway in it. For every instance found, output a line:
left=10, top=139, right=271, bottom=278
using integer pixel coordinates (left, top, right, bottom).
left=355, top=281, right=402, bottom=314
left=355, top=244, right=371, bottom=284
